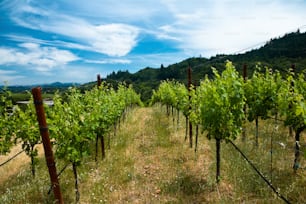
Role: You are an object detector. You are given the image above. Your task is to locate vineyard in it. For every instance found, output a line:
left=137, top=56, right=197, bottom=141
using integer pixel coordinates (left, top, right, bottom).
left=1, top=62, right=306, bottom=203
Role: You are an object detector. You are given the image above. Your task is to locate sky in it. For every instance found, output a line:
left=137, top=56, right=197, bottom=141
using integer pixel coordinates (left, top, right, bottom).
left=1, top=0, right=306, bottom=85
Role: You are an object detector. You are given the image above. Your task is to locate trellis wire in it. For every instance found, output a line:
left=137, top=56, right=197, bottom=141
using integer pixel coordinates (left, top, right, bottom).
left=229, top=140, right=291, bottom=204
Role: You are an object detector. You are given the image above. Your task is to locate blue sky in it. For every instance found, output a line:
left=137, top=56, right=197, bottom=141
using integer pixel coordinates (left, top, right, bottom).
left=1, top=0, right=306, bottom=85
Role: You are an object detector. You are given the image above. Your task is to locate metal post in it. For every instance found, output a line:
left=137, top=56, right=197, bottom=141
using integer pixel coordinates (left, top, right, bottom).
left=188, top=66, right=193, bottom=148
left=243, top=64, right=247, bottom=82
left=289, top=64, right=295, bottom=137
left=32, top=87, right=63, bottom=204
left=97, top=74, right=101, bottom=87
left=242, top=64, right=247, bottom=141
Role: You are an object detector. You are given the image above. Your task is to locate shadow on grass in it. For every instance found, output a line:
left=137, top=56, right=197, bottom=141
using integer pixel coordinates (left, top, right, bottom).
left=161, top=172, right=213, bottom=196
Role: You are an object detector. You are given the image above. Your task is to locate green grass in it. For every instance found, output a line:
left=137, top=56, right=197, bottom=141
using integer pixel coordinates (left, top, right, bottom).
left=0, top=106, right=305, bottom=203
left=10, top=92, right=54, bottom=104
left=0, top=156, right=58, bottom=203
left=219, top=118, right=306, bottom=203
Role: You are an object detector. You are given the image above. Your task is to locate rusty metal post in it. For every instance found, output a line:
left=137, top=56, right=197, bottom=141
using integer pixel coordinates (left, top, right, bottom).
left=242, top=64, right=247, bottom=141
left=97, top=74, right=101, bottom=87
left=188, top=66, right=193, bottom=148
left=291, top=64, right=295, bottom=73
left=96, top=74, right=106, bottom=160
left=243, top=64, right=247, bottom=82
left=32, top=87, right=63, bottom=204
left=289, top=64, right=295, bottom=137
left=290, top=64, right=295, bottom=89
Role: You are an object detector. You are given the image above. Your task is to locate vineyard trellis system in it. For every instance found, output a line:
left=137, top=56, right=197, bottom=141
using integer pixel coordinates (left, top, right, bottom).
left=1, top=60, right=306, bottom=203
left=151, top=61, right=305, bottom=202
left=0, top=150, right=24, bottom=167
left=0, top=74, right=142, bottom=203
left=229, top=140, right=291, bottom=204
left=32, top=87, right=63, bottom=204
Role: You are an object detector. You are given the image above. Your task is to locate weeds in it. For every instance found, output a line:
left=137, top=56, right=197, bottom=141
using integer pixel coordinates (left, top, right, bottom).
left=0, top=106, right=305, bottom=203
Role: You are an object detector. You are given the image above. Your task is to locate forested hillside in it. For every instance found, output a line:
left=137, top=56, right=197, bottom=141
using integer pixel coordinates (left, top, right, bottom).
left=106, top=30, right=306, bottom=102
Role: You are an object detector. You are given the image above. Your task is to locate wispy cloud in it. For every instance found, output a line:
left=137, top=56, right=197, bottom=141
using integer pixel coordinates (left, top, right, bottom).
left=0, top=43, right=79, bottom=73
left=158, top=0, right=306, bottom=56
left=84, top=59, right=131, bottom=65
left=5, top=34, right=90, bottom=51
left=56, top=65, right=98, bottom=83
left=6, top=0, right=306, bottom=58
left=0, top=70, right=25, bottom=84
left=1, top=0, right=306, bottom=85
left=6, top=2, right=139, bottom=57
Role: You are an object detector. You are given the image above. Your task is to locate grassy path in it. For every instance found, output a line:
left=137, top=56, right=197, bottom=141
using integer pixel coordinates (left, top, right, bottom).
left=84, top=106, right=232, bottom=203
left=0, top=106, right=224, bottom=203
left=1, top=106, right=305, bottom=203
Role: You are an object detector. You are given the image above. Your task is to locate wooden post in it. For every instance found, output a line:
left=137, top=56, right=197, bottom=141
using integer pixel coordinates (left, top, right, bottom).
left=289, top=64, right=295, bottom=137
left=188, top=66, right=193, bottom=148
left=95, top=75, right=101, bottom=162
left=97, top=74, right=106, bottom=160
left=32, top=87, right=63, bottom=204
left=294, top=128, right=303, bottom=172
left=242, top=64, right=247, bottom=142
left=97, top=74, right=101, bottom=87
left=101, top=135, right=105, bottom=159
left=216, top=138, right=221, bottom=183
left=243, top=64, right=247, bottom=82
left=195, top=125, right=199, bottom=152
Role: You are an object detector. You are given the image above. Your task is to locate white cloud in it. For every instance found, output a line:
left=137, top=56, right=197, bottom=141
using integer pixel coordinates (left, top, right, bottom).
left=5, top=34, right=93, bottom=51
left=56, top=65, right=98, bottom=84
left=84, top=59, right=131, bottom=65
left=128, top=52, right=190, bottom=69
left=49, top=0, right=306, bottom=58
left=19, top=42, right=40, bottom=50
left=0, top=70, right=24, bottom=84
left=54, top=0, right=168, bottom=23
left=158, top=0, right=306, bottom=56
left=2, top=0, right=306, bottom=86
left=91, top=24, right=139, bottom=56
left=4, top=0, right=306, bottom=59
left=4, top=34, right=133, bottom=65
left=0, top=44, right=79, bottom=73
left=8, top=3, right=140, bottom=57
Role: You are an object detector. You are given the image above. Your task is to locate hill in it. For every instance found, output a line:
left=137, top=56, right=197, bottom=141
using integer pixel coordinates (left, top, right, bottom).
left=0, top=82, right=80, bottom=103
left=105, top=30, right=306, bottom=103
left=1, top=82, right=80, bottom=93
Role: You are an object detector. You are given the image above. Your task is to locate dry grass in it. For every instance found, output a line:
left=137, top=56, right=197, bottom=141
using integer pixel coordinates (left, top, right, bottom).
left=0, top=143, right=44, bottom=184
left=81, top=106, right=235, bottom=203
left=220, top=117, right=306, bottom=203
left=0, top=106, right=305, bottom=203
left=76, top=107, right=212, bottom=203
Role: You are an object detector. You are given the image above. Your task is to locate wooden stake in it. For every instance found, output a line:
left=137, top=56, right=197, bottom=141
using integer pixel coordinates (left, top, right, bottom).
left=188, top=66, right=193, bottom=148
left=97, top=74, right=101, bottom=87
left=32, top=87, right=63, bottom=204
left=242, top=64, right=247, bottom=142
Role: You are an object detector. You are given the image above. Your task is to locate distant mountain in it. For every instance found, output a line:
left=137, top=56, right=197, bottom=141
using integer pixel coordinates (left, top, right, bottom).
left=105, top=30, right=306, bottom=103
left=44, top=82, right=80, bottom=88
left=1, top=82, right=80, bottom=93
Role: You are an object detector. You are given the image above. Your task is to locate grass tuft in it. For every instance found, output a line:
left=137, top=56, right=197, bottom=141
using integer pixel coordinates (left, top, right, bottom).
left=0, top=106, right=305, bottom=203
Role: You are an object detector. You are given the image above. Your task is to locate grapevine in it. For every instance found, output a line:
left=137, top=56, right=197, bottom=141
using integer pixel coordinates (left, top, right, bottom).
left=0, top=87, right=15, bottom=155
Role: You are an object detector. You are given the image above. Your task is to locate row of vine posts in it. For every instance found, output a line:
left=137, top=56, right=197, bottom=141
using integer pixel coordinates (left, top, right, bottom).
left=152, top=61, right=304, bottom=203
left=29, top=74, right=141, bottom=203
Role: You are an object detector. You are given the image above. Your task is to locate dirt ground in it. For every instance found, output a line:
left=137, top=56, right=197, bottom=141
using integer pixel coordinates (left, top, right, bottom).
left=0, top=143, right=44, bottom=184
